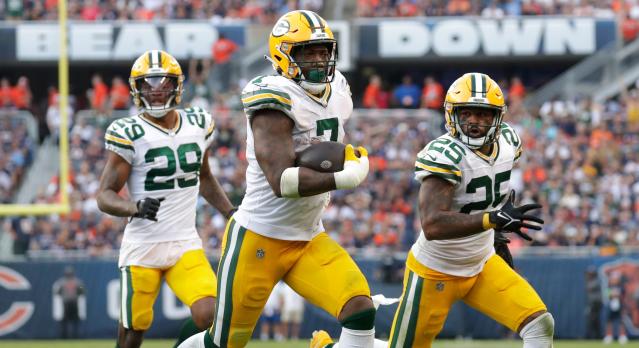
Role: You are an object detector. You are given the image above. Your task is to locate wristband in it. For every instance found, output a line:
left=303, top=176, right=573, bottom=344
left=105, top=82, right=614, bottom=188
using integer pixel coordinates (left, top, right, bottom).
left=280, top=167, right=300, bottom=198
left=483, top=212, right=496, bottom=230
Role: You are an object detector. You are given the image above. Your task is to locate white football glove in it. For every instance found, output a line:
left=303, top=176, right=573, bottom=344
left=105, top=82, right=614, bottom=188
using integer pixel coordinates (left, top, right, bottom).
left=334, top=144, right=369, bottom=190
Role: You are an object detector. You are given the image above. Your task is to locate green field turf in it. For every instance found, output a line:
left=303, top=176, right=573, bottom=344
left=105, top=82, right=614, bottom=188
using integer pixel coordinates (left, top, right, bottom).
left=0, top=339, right=625, bottom=348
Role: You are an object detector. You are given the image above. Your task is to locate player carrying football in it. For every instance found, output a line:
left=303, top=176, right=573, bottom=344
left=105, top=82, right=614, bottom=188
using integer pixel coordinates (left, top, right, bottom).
left=97, top=50, right=235, bottom=348
left=311, top=73, right=554, bottom=348
left=178, top=10, right=376, bottom=348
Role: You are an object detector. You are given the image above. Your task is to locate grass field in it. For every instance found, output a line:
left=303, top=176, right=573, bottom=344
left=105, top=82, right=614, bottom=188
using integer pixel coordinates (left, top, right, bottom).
left=0, top=339, right=626, bottom=347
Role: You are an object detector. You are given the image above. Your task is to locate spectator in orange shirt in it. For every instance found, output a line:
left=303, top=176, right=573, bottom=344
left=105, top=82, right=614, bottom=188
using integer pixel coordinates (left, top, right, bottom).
left=0, top=78, right=13, bottom=108
left=11, top=76, right=32, bottom=110
left=421, top=75, right=444, bottom=110
left=109, top=76, right=130, bottom=110
left=363, top=75, right=385, bottom=108
left=88, top=74, right=108, bottom=113
left=211, top=33, right=239, bottom=93
left=509, top=76, right=526, bottom=100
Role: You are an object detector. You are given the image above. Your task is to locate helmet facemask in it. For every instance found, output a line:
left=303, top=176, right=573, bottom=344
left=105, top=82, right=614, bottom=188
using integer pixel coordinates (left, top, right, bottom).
left=285, top=40, right=337, bottom=94
left=131, top=74, right=182, bottom=118
left=448, top=104, right=505, bottom=149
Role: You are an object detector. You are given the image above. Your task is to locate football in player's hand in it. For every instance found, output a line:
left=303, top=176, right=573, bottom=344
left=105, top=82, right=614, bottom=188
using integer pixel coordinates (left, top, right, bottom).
left=295, top=141, right=346, bottom=173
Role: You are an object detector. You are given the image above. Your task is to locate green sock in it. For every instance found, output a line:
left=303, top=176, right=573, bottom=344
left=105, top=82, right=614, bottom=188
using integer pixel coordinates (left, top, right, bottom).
left=174, top=318, right=202, bottom=348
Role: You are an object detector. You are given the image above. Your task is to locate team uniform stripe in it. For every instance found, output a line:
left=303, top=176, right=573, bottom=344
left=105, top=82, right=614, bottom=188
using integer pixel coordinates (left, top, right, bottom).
left=242, top=89, right=291, bottom=101
left=300, top=11, right=318, bottom=32
left=403, top=275, right=423, bottom=347
left=416, top=158, right=459, bottom=172
left=390, top=271, right=418, bottom=347
left=210, top=219, right=236, bottom=341
left=242, top=93, right=292, bottom=106
left=212, top=220, right=247, bottom=346
left=106, top=130, right=128, bottom=141
left=415, top=162, right=461, bottom=177
left=105, top=134, right=133, bottom=145
left=151, top=50, right=160, bottom=68
left=481, top=74, right=487, bottom=96
left=147, top=51, right=153, bottom=68
left=243, top=98, right=293, bottom=112
left=415, top=168, right=461, bottom=183
left=106, top=139, right=135, bottom=151
left=205, top=120, right=216, bottom=140
left=120, top=267, right=133, bottom=329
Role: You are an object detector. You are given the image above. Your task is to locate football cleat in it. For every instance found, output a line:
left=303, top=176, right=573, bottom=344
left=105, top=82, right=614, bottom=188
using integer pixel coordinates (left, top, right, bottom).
left=310, top=330, right=334, bottom=348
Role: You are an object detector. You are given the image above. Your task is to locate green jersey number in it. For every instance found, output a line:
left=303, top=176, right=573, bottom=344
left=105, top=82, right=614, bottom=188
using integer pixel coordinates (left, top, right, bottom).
left=460, top=170, right=511, bottom=214
left=144, top=143, right=202, bottom=191
left=113, top=118, right=145, bottom=141
left=428, top=138, right=466, bottom=164
left=185, top=108, right=206, bottom=129
left=316, top=118, right=339, bottom=141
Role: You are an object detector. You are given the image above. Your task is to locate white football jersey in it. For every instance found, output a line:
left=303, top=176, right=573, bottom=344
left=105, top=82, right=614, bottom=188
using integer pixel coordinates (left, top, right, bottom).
left=412, top=123, right=523, bottom=277
left=104, top=107, right=216, bottom=244
left=233, top=70, right=353, bottom=240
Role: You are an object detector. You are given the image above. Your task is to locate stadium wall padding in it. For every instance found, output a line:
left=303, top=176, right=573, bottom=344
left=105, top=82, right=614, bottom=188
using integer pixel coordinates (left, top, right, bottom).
left=0, top=255, right=637, bottom=339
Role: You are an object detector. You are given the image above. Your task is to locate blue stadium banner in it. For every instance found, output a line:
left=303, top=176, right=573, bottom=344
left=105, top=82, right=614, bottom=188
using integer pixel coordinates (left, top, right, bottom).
left=357, top=17, right=618, bottom=61
left=0, top=21, right=245, bottom=62
left=1, top=255, right=638, bottom=339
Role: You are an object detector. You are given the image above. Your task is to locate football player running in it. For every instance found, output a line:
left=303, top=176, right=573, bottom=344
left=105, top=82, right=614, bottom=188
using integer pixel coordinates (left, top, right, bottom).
left=311, top=73, right=554, bottom=348
left=97, top=50, right=236, bottom=348
left=178, top=10, right=376, bottom=348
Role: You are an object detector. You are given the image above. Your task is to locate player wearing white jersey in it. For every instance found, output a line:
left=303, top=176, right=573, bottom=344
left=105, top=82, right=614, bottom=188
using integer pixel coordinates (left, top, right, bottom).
left=97, top=50, right=235, bottom=348
left=389, top=73, right=553, bottom=347
left=178, top=10, right=376, bottom=348
left=311, top=74, right=554, bottom=348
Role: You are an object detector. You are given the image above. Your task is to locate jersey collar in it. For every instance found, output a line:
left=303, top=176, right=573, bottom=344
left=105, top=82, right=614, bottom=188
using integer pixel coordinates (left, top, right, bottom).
left=303, top=83, right=332, bottom=107
left=472, top=141, right=500, bottom=165
left=139, top=112, right=182, bottom=136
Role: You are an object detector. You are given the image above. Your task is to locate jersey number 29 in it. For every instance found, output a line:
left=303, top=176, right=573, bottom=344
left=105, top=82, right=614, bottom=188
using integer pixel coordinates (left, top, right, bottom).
left=145, top=143, right=202, bottom=191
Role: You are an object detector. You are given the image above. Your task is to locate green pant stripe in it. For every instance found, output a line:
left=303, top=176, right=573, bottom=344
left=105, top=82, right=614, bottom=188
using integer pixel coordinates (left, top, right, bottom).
left=126, top=266, right=133, bottom=328
left=390, top=271, right=414, bottom=347
left=403, top=275, right=424, bottom=347
left=220, top=226, right=247, bottom=345
left=211, top=219, right=236, bottom=341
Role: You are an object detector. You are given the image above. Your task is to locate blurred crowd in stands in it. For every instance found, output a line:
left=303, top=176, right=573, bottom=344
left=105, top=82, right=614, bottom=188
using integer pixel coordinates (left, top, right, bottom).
left=4, top=65, right=639, bottom=257
left=358, top=0, right=636, bottom=18
left=1, top=0, right=323, bottom=23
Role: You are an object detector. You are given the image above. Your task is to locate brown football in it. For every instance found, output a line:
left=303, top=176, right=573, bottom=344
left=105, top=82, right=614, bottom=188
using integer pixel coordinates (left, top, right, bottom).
left=295, top=141, right=345, bottom=173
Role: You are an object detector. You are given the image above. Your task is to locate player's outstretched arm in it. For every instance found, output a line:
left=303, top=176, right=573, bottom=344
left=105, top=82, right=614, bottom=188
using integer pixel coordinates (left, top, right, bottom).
left=419, top=176, right=487, bottom=240
left=199, top=150, right=236, bottom=218
left=97, top=151, right=137, bottom=217
left=251, top=109, right=337, bottom=197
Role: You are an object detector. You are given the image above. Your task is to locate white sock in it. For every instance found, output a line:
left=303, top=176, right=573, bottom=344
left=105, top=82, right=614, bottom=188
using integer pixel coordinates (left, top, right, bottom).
left=332, top=328, right=374, bottom=348
left=332, top=338, right=387, bottom=348
left=176, top=331, right=206, bottom=348
left=520, top=313, right=554, bottom=348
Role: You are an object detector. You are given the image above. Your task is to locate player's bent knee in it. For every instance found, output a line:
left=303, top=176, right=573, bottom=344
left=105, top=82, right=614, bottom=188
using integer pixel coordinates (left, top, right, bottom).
left=520, top=312, right=554, bottom=348
left=340, top=307, right=376, bottom=331
left=132, top=311, right=153, bottom=331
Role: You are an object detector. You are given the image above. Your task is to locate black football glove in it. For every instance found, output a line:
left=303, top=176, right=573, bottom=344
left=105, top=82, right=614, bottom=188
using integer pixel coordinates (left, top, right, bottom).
left=494, top=231, right=514, bottom=269
left=132, top=197, right=164, bottom=222
left=488, top=190, right=543, bottom=241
